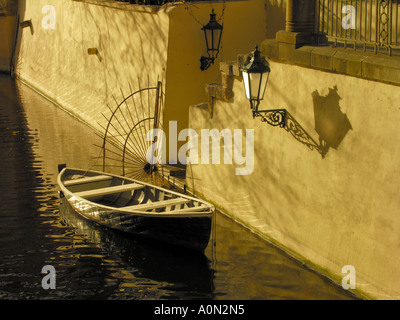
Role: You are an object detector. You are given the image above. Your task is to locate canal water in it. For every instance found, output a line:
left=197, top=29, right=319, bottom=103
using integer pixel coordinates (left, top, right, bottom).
left=0, top=74, right=357, bottom=300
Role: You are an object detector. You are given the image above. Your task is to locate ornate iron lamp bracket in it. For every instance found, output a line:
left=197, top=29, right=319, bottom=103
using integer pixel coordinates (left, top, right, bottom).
left=253, top=109, right=287, bottom=128
left=200, top=56, right=215, bottom=71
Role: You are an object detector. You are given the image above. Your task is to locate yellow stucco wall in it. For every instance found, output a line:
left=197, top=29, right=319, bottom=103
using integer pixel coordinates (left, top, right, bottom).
left=15, top=0, right=170, bottom=130
left=188, top=58, right=400, bottom=300
left=161, top=0, right=268, bottom=162
left=14, top=0, right=268, bottom=145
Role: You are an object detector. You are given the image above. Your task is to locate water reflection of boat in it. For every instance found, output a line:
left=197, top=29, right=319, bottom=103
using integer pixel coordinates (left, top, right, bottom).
left=59, top=197, right=215, bottom=298
left=57, top=166, right=214, bottom=252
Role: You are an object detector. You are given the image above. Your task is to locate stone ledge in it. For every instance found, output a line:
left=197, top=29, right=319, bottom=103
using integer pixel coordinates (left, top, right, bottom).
left=332, top=50, right=363, bottom=77
left=276, top=30, right=315, bottom=49
left=261, top=38, right=400, bottom=86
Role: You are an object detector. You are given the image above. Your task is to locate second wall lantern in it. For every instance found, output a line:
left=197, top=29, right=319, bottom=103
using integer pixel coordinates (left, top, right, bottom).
left=241, top=46, right=270, bottom=112
left=200, top=9, right=223, bottom=71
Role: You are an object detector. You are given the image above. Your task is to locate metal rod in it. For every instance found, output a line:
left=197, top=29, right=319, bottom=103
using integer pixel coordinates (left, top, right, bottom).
left=370, top=0, right=373, bottom=43
left=364, top=0, right=368, bottom=48
left=389, top=0, right=393, bottom=55
left=375, top=0, right=379, bottom=53
left=327, top=0, right=330, bottom=35
left=129, top=83, right=151, bottom=161
left=335, top=0, right=338, bottom=38
left=107, top=100, right=146, bottom=162
left=322, top=0, right=325, bottom=33
left=396, top=0, right=399, bottom=46
left=331, top=0, right=334, bottom=36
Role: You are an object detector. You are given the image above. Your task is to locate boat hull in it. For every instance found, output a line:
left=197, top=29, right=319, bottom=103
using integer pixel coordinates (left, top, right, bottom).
left=58, top=168, right=213, bottom=252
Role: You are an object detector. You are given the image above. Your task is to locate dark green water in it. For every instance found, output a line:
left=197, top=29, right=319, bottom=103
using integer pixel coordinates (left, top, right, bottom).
left=0, top=74, right=357, bottom=300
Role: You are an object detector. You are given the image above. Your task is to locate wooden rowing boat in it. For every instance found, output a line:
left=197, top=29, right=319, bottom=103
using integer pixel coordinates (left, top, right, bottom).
left=57, top=166, right=214, bottom=251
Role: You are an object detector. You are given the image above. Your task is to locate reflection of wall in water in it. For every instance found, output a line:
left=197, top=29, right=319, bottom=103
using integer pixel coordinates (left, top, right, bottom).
left=16, top=82, right=103, bottom=181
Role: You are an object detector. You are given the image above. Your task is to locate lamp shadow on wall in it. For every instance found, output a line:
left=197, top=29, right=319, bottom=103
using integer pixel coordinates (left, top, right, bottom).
left=312, top=85, right=352, bottom=156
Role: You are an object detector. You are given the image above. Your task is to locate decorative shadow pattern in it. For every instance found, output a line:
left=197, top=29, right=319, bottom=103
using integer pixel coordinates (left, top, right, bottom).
left=285, top=111, right=329, bottom=157
left=255, top=85, right=352, bottom=159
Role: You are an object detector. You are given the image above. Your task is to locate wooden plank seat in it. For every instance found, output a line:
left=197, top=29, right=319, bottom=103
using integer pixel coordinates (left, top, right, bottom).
left=126, top=198, right=191, bottom=212
left=168, top=204, right=210, bottom=213
left=75, top=183, right=144, bottom=199
left=64, top=175, right=113, bottom=186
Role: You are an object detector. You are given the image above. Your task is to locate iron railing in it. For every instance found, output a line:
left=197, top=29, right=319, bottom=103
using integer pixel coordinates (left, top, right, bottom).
left=316, top=0, right=400, bottom=55
left=114, top=0, right=210, bottom=5
left=115, top=0, right=176, bottom=4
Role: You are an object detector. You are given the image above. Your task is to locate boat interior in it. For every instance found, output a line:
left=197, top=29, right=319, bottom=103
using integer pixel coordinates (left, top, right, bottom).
left=62, top=169, right=210, bottom=213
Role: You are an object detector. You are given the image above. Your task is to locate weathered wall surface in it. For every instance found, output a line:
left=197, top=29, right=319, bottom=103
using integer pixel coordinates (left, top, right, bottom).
left=161, top=0, right=268, bottom=162
left=188, top=58, right=400, bottom=300
left=15, top=0, right=170, bottom=130
left=14, top=0, right=268, bottom=143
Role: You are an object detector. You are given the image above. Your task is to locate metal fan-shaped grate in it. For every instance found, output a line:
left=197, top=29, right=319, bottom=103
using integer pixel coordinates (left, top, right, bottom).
left=95, top=81, right=164, bottom=182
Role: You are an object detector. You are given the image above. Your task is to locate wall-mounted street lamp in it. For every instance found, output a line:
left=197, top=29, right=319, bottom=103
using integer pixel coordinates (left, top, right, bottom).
left=241, top=46, right=287, bottom=127
left=241, top=45, right=328, bottom=157
left=200, top=9, right=223, bottom=71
